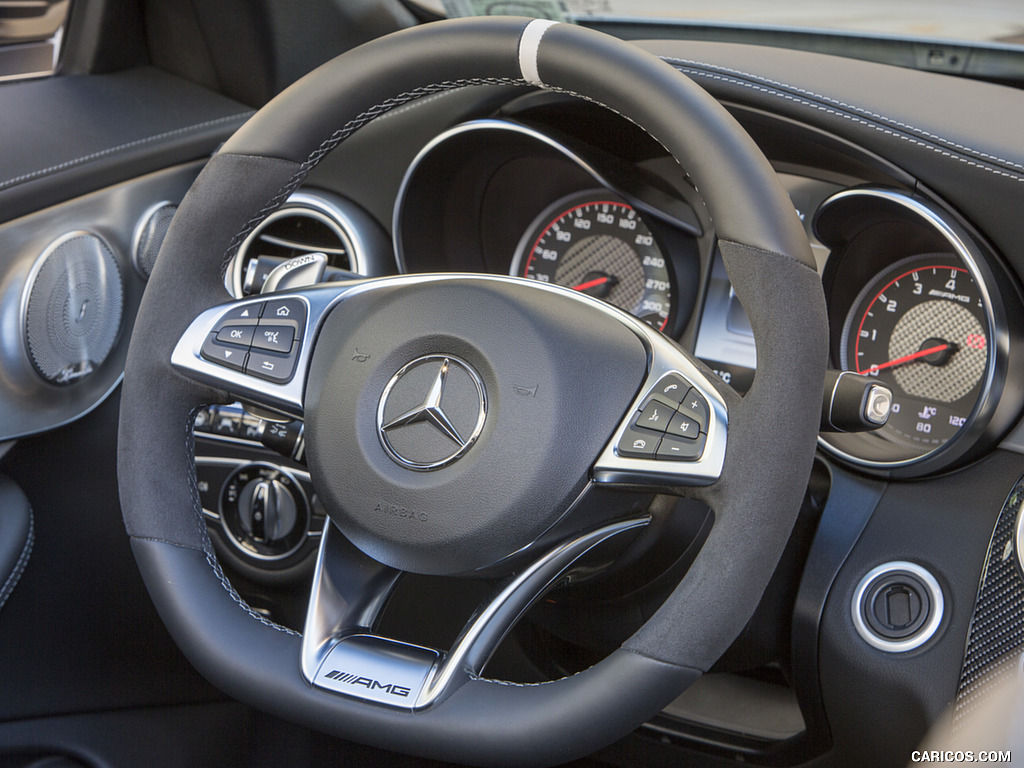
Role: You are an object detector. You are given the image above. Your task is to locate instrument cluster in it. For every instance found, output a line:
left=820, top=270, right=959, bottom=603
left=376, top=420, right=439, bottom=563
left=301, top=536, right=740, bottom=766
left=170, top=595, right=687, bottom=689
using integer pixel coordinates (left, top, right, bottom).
left=393, top=108, right=1024, bottom=478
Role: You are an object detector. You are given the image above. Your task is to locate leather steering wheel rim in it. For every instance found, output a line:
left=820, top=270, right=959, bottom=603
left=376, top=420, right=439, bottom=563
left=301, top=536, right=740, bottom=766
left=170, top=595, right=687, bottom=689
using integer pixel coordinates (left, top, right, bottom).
left=118, top=17, right=828, bottom=767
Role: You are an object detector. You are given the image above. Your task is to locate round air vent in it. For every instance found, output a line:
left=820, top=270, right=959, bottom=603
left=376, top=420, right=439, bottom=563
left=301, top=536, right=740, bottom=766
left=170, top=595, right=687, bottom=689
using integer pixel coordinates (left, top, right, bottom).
left=23, top=232, right=124, bottom=385
left=228, top=191, right=362, bottom=297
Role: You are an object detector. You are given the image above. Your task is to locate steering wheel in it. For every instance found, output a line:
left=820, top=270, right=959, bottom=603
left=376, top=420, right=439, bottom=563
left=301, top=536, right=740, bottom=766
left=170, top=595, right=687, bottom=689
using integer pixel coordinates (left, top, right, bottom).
left=118, top=17, right=827, bottom=767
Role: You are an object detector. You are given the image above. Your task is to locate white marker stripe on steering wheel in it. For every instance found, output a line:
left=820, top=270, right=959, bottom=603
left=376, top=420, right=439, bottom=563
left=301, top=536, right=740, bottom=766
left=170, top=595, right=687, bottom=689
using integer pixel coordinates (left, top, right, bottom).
left=518, top=19, right=559, bottom=87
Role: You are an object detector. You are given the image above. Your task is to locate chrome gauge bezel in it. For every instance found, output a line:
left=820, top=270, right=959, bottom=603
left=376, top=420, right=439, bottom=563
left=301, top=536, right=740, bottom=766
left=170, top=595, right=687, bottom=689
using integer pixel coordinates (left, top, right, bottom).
left=508, top=189, right=675, bottom=331
left=815, top=187, right=1011, bottom=476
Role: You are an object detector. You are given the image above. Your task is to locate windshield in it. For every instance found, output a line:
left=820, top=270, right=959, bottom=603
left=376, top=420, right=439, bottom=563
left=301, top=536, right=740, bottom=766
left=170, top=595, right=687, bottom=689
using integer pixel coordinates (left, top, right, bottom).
left=425, top=0, right=1024, bottom=50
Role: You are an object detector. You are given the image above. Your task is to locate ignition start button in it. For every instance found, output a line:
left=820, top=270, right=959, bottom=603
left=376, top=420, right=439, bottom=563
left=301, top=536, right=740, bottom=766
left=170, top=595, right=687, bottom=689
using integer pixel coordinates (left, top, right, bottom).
left=852, top=561, right=945, bottom=652
left=865, top=575, right=930, bottom=639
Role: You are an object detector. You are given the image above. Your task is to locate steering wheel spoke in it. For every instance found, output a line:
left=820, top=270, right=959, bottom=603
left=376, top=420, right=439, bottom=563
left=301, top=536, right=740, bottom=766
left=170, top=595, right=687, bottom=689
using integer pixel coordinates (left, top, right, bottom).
left=170, top=286, right=350, bottom=418
left=593, top=318, right=728, bottom=488
left=302, top=517, right=650, bottom=710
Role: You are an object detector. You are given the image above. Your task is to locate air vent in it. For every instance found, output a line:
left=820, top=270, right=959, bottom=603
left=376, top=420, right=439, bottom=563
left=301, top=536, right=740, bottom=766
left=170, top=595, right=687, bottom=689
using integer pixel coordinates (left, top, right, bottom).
left=229, top=191, right=362, bottom=297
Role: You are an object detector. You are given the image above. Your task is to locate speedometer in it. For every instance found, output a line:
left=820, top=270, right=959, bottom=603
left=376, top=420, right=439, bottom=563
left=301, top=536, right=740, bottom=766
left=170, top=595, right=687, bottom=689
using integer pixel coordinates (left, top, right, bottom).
left=512, top=192, right=673, bottom=330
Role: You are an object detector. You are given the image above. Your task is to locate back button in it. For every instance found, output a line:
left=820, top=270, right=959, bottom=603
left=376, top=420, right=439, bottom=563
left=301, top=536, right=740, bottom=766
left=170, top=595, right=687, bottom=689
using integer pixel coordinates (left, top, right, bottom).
left=246, top=349, right=297, bottom=384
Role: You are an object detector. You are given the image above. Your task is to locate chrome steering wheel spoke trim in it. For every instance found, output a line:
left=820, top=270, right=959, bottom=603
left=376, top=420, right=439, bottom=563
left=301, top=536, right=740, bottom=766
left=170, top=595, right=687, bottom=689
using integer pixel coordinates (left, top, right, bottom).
left=170, top=285, right=349, bottom=418
left=301, top=517, right=650, bottom=711
left=173, top=273, right=728, bottom=482
left=592, top=321, right=728, bottom=487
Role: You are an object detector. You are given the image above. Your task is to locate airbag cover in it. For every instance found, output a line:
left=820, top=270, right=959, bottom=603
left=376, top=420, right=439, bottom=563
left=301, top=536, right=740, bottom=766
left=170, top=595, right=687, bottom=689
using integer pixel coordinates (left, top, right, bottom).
left=304, top=278, right=646, bottom=575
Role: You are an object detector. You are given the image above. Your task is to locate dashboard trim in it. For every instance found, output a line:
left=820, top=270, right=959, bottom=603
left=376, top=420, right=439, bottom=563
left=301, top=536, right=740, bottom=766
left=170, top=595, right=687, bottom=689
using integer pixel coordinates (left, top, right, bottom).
left=392, top=118, right=701, bottom=274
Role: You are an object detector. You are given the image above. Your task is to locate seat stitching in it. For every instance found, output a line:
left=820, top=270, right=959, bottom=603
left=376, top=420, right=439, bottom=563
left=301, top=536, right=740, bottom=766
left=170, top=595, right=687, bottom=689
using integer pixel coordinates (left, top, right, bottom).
left=0, top=509, right=33, bottom=611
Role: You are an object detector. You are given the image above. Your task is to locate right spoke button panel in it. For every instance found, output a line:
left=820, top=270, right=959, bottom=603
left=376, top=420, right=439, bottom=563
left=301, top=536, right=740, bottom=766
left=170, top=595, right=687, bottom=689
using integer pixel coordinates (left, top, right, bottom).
left=616, top=373, right=711, bottom=462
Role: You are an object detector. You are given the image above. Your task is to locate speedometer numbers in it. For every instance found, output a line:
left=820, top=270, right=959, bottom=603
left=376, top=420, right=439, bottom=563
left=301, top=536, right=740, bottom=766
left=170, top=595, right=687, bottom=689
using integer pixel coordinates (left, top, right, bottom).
left=840, top=258, right=988, bottom=452
left=515, top=195, right=672, bottom=331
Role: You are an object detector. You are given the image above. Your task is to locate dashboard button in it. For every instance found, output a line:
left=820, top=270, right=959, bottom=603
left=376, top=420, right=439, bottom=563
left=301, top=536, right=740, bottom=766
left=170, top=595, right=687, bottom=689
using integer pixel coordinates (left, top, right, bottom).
left=678, top=388, right=710, bottom=430
left=617, top=426, right=661, bottom=458
left=211, top=409, right=241, bottom=437
left=201, top=336, right=247, bottom=372
left=251, top=324, right=295, bottom=353
left=651, top=373, right=691, bottom=405
left=219, top=303, right=263, bottom=326
left=656, top=433, right=707, bottom=461
left=246, top=349, right=297, bottom=383
left=261, top=299, right=306, bottom=331
left=216, top=324, right=256, bottom=347
left=635, top=399, right=671, bottom=433
left=667, top=411, right=700, bottom=440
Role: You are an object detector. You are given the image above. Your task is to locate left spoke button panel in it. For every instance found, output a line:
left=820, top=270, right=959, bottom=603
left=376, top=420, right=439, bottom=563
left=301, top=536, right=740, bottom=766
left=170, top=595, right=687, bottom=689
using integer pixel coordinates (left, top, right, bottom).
left=172, top=289, right=339, bottom=418
left=199, top=299, right=303, bottom=384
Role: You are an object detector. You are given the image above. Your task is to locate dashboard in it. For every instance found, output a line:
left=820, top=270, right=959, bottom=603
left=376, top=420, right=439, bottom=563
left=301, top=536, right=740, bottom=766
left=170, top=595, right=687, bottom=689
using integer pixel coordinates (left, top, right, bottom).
left=3, top=22, right=1024, bottom=768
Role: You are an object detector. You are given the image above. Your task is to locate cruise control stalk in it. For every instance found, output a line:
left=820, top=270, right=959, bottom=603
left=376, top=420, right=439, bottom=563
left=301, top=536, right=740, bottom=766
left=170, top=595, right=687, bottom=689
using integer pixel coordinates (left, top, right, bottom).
left=820, top=370, right=893, bottom=432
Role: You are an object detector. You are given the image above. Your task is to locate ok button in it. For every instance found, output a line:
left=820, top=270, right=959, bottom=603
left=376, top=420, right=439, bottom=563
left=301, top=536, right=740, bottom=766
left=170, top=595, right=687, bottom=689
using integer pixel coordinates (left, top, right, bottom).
left=215, top=325, right=255, bottom=347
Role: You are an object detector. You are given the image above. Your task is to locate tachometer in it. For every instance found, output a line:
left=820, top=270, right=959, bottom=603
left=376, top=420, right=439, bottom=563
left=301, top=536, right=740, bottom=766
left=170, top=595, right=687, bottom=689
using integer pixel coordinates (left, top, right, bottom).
left=512, top=192, right=672, bottom=330
left=839, top=255, right=989, bottom=452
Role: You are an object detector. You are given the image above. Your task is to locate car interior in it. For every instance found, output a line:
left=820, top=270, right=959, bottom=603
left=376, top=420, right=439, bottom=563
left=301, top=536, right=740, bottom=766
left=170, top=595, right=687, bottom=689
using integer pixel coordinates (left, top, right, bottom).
left=1, top=1, right=1024, bottom=767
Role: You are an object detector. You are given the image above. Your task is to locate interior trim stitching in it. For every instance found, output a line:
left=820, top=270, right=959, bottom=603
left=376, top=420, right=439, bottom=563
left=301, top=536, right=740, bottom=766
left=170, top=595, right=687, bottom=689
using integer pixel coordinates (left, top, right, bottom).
left=212, top=70, right=812, bottom=640
left=0, top=508, right=33, bottom=612
left=472, top=649, right=702, bottom=687
left=667, top=60, right=1024, bottom=185
left=0, top=111, right=254, bottom=192
left=186, top=406, right=299, bottom=637
left=205, top=551, right=300, bottom=636
left=221, top=78, right=525, bottom=269
left=664, top=56, right=1024, bottom=175
left=186, top=406, right=215, bottom=557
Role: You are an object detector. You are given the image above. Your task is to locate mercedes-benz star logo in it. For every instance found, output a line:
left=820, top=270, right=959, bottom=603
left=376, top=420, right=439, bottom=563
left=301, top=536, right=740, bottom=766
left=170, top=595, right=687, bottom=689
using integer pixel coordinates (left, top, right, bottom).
left=377, top=355, right=487, bottom=471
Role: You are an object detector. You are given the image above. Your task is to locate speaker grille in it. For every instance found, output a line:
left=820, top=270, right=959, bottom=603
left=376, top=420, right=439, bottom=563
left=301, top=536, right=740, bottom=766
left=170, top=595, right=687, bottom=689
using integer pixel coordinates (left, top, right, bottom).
left=24, top=233, right=124, bottom=384
left=133, top=202, right=177, bottom=280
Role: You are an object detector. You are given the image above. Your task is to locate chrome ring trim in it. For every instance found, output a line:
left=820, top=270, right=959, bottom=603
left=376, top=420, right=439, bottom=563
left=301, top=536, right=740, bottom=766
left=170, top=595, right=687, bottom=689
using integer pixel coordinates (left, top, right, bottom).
left=815, top=187, right=1005, bottom=472
left=227, top=190, right=368, bottom=297
left=197, top=457, right=313, bottom=562
left=376, top=354, right=487, bottom=471
left=392, top=118, right=699, bottom=273
left=19, top=230, right=121, bottom=380
left=851, top=560, right=945, bottom=653
left=1016, top=502, right=1024, bottom=581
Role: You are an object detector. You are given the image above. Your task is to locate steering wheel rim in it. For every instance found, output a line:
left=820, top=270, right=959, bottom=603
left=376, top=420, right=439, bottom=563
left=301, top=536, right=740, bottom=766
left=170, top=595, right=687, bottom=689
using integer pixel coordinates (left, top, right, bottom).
left=118, top=17, right=828, bottom=767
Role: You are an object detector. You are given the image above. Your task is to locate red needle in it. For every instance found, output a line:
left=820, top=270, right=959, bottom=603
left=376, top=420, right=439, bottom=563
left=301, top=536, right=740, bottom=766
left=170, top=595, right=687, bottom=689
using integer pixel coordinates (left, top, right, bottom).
left=572, top=276, right=610, bottom=292
left=859, top=343, right=949, bottom=374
